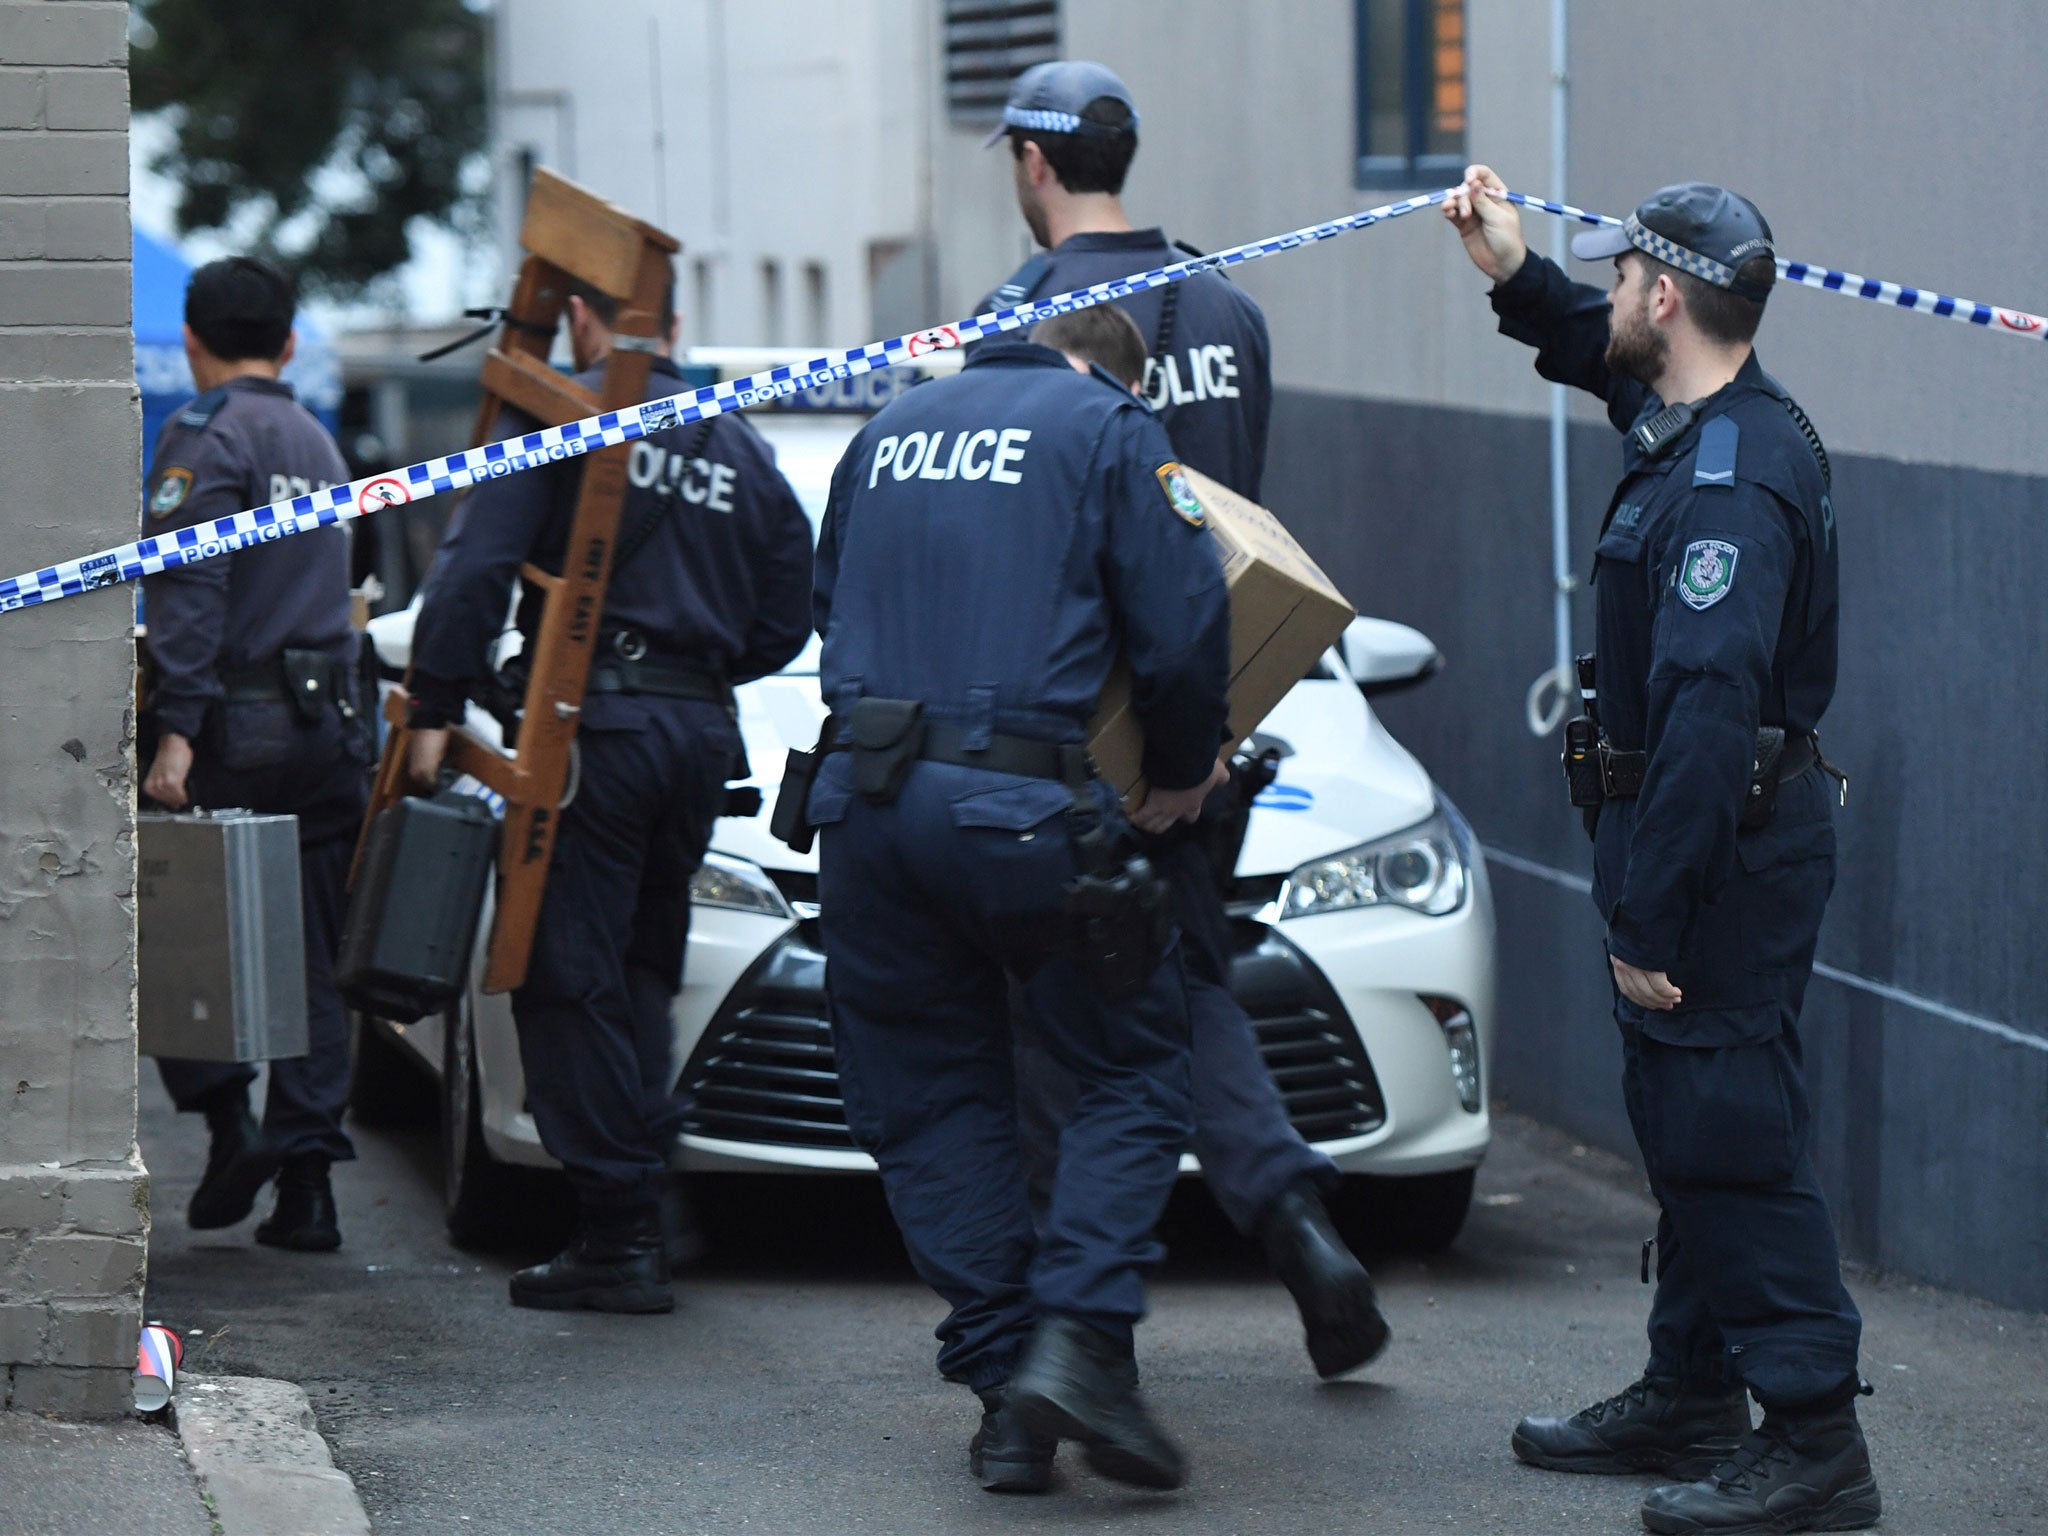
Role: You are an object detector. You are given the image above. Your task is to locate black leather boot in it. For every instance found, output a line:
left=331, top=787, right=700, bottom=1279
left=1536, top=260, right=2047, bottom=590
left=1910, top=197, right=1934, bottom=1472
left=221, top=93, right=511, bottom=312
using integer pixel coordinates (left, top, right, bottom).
left=658, top=1178, right=706, bottom=1276
left=188, top=1089, right=282, bottom=1231
left=254, top=1156, right=341, bottom=1252
left=508, top=1206, right=673, bottom=1314
left=1008, top=1314, right=1184, bottom=1491
left=969, top=1386, right=1056, bottom=1493
left=1513, top=1374, right=1752, bottom=1478
left=1640, top=1401, right=1881, bottom=1534
left=1258, top=1182, right=1391, bottom=1378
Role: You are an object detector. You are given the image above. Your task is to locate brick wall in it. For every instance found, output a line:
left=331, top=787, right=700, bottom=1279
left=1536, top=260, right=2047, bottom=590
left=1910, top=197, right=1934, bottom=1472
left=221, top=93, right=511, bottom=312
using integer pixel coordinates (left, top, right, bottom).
left=0, top=0, right=145, bottom=1419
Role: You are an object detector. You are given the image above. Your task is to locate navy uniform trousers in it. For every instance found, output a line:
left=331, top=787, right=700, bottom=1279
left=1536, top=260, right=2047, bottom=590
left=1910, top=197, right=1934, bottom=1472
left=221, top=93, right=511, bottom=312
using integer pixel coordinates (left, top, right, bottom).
left=154, top=705, right=367, bottom=1164
left=1610, top=770, right=1862, bottom=1409
left=511, top=695, right=740, bottom=1211
left=815, top=759, right=1194, bottom=1394
left=1018, top=828, right=1332, bottom=1234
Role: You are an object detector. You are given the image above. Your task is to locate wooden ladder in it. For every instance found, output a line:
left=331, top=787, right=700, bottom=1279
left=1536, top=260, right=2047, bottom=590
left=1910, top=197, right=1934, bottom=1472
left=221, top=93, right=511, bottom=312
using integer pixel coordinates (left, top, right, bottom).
left=358, top=168, right=681, bottom=994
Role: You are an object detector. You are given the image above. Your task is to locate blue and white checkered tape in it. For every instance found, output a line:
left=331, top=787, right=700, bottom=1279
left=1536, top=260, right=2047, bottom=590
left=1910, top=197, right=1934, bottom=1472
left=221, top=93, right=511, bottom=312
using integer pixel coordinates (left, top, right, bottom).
left=3, top=185, right=2039, bottom=619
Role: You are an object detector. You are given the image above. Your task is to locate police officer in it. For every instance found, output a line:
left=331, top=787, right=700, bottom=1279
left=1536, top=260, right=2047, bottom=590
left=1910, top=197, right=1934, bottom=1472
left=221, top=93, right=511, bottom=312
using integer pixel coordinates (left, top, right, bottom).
left=407, top=265, right=813, bottom=1313
left=805, top=326, right=1231, bottom=1491
left=985, top=61, right=1388, bottom=1380
left=1446, top=168, right=1878, bottom=1534
left=140, top=257, right=367, bottom=1252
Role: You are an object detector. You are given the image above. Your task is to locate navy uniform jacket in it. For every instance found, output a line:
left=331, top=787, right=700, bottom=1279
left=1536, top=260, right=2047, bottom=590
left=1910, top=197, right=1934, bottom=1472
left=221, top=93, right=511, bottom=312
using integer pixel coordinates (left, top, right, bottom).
left=141, top=376, right=354, bottom=742
left=1492, top=254, right=1839, bottom=980
left=815, top=340, right=1230, bottom=792
left=977, top=228, right=1273, bottom=500
left=410, top=355, right=814, bottom=725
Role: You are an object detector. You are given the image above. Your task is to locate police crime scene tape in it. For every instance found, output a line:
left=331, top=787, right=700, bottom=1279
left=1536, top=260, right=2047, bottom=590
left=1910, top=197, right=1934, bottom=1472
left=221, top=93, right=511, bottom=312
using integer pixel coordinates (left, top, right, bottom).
left=3, top=185, right=2040, bottom=619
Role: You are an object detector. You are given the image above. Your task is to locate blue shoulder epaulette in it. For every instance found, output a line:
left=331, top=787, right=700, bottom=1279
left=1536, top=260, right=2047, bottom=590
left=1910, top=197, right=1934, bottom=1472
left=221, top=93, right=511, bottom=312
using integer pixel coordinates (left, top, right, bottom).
left=1693, top=415, right=1739, bottom=490
left=176, top=386, right=229, bottom=432
left=989, top=252, right=1054, bottom=310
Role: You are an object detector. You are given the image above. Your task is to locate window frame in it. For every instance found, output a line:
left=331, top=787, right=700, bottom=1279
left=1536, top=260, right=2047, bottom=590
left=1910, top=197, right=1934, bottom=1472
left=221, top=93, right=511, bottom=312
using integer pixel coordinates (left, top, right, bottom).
left=1354, top=0, right=1467, bottom=192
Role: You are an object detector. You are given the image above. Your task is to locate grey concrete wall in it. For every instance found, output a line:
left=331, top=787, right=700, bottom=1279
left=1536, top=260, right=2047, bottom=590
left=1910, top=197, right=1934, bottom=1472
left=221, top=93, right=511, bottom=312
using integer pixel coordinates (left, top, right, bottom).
left=0, top=0, right=145, bottom=1418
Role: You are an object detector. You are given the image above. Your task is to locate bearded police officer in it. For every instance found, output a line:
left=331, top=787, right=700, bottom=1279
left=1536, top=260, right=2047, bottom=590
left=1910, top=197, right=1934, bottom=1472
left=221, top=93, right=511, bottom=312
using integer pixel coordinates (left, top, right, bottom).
left=1447, top=168, right=1878, bottom=1535
left=800, top=327, right=1230, bottom=1492
left=984, top=62, right=1387, bottom=1381
left=407, top=265, right=813, bottom=1313
left=141, top=257, right=367, bottom=1252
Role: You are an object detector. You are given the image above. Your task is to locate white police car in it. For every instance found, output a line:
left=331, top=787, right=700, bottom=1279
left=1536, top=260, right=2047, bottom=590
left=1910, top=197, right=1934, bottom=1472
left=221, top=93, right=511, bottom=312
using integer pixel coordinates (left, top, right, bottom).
left=352, top=353, right=1497, bottom=1253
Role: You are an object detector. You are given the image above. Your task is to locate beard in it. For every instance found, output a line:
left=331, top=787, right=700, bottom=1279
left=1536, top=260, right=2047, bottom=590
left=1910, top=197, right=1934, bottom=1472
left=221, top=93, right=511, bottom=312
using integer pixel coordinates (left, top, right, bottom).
left=1605, top=295, right=1669, bottom=384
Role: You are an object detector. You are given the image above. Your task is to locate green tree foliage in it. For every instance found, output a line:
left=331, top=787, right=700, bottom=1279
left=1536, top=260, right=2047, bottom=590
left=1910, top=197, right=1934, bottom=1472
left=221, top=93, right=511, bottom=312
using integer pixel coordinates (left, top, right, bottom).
left=131, top=0, right=487, bottom=296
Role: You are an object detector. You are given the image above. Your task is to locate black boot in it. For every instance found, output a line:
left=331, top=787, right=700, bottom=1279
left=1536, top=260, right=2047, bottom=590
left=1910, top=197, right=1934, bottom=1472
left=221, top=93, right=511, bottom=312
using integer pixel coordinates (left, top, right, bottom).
left=970, top=1386, right=1057, bottom=1494
left=508, top=1205, right=673, bottom=1314
left=1008, top=1315, right=1184, bottom=1491
left=1258, top=1182, right=1391, bottom=1378
left=1640, top=1401, right=1880, bottom=1534
left=1513, top=1374, right=1752, bottom=1478
left=658, top=1178, right=706, bottom=1276
left=187, top=1089, right=282, bottom=1231
left=254, top=1156, right=341, bottom=1252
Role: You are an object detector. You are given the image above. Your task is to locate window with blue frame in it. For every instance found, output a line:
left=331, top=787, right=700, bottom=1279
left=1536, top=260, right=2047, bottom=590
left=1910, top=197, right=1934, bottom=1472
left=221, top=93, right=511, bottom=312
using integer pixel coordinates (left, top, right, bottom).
left=1355, top=0, right=1466, bottom=189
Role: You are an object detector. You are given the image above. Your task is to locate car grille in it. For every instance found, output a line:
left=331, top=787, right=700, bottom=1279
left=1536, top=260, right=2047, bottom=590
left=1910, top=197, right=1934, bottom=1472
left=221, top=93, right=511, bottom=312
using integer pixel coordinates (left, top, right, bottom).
left=679, top=927, right=859, bottom=1151
left=679, top=920, right=1385, bottom=1152
left=1230, top=923, right=1388, bottom=1143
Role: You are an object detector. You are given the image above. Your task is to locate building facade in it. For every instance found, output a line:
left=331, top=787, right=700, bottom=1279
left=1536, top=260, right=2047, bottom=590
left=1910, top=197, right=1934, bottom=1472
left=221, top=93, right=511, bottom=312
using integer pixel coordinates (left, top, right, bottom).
left=489, top=0, right=2048, bottom=1310
left=0, top=0, right=148, bottom=1415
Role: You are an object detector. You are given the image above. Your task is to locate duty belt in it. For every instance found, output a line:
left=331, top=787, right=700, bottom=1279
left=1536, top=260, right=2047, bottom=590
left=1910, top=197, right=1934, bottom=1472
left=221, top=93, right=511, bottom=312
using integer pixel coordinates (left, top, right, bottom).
left=219, top=648, right=355, bottom=722
left=584, top=630, right=729, bottom=704
left=916, top=720, right=1091, bottom=783
left=1597, top=729, right=1819, bottom=799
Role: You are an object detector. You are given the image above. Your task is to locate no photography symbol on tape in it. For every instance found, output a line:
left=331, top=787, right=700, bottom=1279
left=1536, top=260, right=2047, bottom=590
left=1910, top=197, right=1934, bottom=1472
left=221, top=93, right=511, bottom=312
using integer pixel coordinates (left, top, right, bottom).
left=357, top=477, right=412, bottom=514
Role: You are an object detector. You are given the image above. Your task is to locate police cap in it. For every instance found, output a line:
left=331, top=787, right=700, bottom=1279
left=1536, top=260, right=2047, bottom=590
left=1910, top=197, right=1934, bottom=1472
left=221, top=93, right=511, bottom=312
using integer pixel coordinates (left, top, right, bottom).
left=980, top=60, right=1140, bottom=149
left=1572, top=183, right=1776, bottom=302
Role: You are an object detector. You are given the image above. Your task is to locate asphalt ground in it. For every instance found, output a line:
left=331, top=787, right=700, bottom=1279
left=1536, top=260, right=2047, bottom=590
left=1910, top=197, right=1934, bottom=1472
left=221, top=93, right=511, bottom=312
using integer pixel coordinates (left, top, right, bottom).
left=138, top=1079, right=2046, bottom=1536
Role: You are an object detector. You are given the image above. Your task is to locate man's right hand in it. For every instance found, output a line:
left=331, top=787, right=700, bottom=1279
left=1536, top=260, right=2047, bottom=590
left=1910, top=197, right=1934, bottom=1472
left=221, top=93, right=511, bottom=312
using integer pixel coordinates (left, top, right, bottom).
left=1131, top=758, right=1230, bottom=836
left=1443, top=164, right=1528, bottom=285
left=407, top=727, right=449, bottom=794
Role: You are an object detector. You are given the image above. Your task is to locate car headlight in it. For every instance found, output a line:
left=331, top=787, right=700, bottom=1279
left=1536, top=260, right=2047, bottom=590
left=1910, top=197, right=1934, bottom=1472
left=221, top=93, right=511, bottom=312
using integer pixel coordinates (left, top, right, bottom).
left=689, top=852, right=794, bottom=919
left=1275, top=811, right=1468, bottom=920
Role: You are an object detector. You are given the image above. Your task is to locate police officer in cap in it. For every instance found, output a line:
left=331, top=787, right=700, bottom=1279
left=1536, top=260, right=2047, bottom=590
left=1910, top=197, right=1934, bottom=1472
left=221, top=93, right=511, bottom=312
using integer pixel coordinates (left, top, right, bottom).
left=1446, top=168, right=1878, bottom=1534
left=141, top=256, right=367, bottom=1252
left=983, top=60, right=1387, bottom=1381
left=407, top=263, right=813, bottom=1313
left=804, top=313, right=1232, bottom=1491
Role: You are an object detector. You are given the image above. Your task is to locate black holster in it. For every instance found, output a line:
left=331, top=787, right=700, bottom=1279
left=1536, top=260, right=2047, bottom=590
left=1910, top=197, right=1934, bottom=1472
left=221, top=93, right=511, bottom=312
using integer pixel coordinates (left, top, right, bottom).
left=770, top=738, right=826, bottom=855
left=1062, top=777, right=1173, bottom=1001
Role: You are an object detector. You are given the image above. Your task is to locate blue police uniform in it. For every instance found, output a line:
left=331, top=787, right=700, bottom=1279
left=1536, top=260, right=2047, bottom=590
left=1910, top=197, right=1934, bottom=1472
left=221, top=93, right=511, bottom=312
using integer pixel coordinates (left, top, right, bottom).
left=809, top=339, right=1229, bottom=1391
left=978, top=228, right=1272, bottom=498
left=983, top=240, right=1331, bottom=1238
left=410, top=355, right=813, bottom=1215
left=1493, top=251, right=1861, bottom=1410
left=142, top=376, right=366, bottom=1167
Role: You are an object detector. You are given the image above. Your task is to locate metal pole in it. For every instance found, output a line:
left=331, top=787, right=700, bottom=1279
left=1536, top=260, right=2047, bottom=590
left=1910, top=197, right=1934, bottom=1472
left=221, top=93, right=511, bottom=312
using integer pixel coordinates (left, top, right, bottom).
left=1545, top=0, right=1574, bottom=728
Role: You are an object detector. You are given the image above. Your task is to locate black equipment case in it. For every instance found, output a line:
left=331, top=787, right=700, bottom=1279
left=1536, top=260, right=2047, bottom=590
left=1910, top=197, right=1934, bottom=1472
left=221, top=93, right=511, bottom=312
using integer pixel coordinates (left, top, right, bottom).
left=338, top=791, right=498, bottom=1023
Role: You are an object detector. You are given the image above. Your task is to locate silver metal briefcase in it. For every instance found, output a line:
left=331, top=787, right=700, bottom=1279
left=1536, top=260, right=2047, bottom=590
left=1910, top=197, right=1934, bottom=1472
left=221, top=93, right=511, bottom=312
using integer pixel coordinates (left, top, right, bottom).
left=137, top=810, right=309, bottom=1062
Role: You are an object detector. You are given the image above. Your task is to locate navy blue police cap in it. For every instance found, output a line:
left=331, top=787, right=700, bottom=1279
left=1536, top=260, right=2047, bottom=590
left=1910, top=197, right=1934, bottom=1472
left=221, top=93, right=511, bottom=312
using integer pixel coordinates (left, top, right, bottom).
left=981, top=60, right=1140, bottom=149
left=1572, top=182, right=1776, bottom=301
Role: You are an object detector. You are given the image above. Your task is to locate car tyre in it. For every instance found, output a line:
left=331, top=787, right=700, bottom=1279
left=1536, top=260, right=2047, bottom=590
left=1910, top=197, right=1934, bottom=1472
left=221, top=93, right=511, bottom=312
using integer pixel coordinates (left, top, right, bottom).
left=1338, top=1168, right=1476, bottom=1256
left=442, top=993, right=563, bottom=1251
left=348, top=1011, right=438, bottom=1129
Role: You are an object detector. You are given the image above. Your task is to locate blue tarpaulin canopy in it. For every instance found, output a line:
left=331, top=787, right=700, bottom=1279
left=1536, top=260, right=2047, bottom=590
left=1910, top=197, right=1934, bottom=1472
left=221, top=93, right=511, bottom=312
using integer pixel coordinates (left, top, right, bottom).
left=134, top=227, right=341, bottom=478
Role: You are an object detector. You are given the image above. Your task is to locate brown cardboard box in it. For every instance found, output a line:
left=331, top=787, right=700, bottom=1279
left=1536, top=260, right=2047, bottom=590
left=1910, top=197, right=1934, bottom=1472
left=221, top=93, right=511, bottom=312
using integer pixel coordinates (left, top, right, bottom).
left=1088, top=466, right=1355, bottom=802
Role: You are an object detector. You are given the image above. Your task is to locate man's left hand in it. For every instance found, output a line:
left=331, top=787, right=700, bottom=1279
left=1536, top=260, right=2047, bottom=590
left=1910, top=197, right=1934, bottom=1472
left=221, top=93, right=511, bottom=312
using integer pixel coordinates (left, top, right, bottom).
left=1611, top=954, right=1682, bottom=1011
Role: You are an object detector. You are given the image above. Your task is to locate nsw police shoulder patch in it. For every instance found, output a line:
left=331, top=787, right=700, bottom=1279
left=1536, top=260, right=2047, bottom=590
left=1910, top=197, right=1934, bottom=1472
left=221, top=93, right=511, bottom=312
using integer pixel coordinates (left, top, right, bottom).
left=148, top=467, right=194, bottom=520
left=1677, top=539, right=1738, bottom=610
left=1156, top=462, right=1204, bottom=528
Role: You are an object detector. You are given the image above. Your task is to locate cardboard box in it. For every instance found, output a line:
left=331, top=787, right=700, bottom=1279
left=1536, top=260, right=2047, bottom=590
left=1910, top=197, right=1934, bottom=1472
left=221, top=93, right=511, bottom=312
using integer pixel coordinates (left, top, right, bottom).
left=1088, top=465, right=1355, bottom=801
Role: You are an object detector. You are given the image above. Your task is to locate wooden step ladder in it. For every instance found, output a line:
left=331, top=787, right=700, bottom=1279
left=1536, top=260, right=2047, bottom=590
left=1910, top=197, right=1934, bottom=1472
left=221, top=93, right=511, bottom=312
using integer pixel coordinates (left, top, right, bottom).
left=358, top=168, right=681, bottom=994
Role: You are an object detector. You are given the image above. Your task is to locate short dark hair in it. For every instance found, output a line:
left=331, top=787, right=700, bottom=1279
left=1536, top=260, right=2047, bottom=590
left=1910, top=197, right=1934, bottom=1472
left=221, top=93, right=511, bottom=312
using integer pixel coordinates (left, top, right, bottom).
left=566, top=262, right=677, bottom=336
left=1671, top=255, right=1775, bottom=346
left=1032, top=303, right=1148, bottom=388
left=185, top=256, right=295, bottom=363
left=1007, top=95, right=1138, bottom=195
